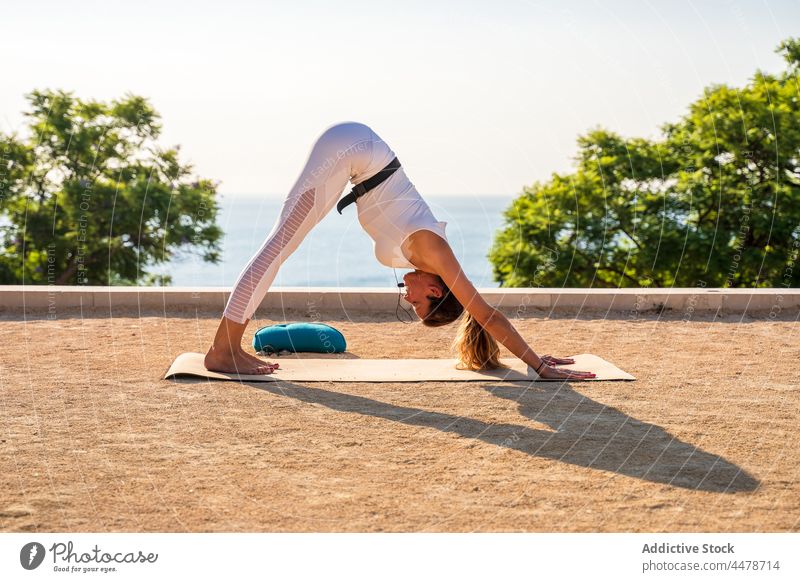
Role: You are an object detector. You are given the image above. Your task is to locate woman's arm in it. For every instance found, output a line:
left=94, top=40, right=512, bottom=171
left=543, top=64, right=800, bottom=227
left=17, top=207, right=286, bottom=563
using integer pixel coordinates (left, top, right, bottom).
left=425, top=235, right=595, bottom=379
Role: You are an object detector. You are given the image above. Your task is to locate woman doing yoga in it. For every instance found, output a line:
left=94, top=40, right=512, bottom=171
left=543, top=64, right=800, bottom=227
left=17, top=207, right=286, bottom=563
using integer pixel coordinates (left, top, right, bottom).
left=203, top=122, right=596, bottom=380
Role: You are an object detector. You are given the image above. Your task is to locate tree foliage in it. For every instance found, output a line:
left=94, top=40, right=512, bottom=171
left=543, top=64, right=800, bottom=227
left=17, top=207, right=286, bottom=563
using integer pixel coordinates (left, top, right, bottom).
left=489, top=38, right=800, bottom=288
left=0, top=89, right=223, bottom=285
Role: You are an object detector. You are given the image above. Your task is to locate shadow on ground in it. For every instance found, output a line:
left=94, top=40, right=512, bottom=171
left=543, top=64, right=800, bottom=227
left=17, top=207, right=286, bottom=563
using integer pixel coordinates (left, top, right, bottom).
left=239, top=379, right=759, bottom=493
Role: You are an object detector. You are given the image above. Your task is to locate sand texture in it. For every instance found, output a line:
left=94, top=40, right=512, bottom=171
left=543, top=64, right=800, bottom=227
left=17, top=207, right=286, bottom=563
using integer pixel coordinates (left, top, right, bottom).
left=1, top=306, right=798, bottom=532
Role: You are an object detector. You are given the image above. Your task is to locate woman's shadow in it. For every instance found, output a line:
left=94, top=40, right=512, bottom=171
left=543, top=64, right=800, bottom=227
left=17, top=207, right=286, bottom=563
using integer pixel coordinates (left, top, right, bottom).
left=244, top=379, right=758, bottom=493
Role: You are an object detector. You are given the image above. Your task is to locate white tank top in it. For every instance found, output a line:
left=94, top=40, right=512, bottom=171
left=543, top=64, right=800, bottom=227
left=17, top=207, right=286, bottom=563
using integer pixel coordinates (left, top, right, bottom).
left=351, top=127, right=448, bottom=270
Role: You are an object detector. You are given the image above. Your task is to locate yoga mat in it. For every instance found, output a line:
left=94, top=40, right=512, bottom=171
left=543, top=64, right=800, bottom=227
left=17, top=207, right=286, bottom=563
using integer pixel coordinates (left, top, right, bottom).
left=163, top=352, right=635, bottom=382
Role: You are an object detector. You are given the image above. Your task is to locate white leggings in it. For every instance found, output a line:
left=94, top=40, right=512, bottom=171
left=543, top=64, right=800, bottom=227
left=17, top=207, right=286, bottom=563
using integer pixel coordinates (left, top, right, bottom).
left=222, top=122, right=391, bottom=324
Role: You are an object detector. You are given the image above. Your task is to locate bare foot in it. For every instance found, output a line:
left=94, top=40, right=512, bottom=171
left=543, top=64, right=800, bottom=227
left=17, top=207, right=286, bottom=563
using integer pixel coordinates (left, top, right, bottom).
left=204, top=345, right=279, bottom=375
left=240, top=349, right=280, bottom=371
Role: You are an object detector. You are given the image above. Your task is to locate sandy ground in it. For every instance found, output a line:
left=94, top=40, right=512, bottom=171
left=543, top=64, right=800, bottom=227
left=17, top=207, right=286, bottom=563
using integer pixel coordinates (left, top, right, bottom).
left=0, top=304, right=798, bottom=532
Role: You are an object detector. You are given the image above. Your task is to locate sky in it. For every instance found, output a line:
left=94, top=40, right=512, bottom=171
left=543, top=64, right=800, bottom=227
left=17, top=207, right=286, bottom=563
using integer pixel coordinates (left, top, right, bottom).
left=1, top=0, right=798, bottom=197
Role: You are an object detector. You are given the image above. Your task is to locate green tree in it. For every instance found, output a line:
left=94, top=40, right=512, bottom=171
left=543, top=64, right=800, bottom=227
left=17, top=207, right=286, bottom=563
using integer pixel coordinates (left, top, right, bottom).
left=0, top=89, right=223, bottom=285
left=490, top=38, right=800, bottom=288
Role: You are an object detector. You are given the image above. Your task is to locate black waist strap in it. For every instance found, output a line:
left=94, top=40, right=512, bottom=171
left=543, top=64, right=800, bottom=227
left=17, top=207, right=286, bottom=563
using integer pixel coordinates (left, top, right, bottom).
left=336, top=157, right=401, bottom=214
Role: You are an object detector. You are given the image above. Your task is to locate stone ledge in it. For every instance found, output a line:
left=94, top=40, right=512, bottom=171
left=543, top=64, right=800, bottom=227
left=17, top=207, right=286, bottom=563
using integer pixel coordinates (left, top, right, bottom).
left=0, top=285, right=796, bottom=315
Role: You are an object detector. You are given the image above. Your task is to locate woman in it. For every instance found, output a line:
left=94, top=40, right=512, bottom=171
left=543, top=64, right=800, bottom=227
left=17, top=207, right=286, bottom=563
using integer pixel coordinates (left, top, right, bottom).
left=204, top=122, right=596, bottom=380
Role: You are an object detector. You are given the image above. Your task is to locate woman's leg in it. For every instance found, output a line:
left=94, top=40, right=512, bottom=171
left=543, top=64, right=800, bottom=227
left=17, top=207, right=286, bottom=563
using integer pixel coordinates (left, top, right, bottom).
left=205, top=123, right=371, bottom=374
left=205, top=316, right=274, bottom=374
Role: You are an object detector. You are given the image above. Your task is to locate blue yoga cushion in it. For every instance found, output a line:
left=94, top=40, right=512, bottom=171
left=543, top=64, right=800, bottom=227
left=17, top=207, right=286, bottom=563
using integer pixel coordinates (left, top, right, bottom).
left=252, top=322, right=347, bottom=354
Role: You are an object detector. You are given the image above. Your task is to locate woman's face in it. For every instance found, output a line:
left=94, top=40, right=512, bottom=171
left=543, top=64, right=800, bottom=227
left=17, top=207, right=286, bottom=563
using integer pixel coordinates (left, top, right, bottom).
left=402, top=270, right=443, bottom=319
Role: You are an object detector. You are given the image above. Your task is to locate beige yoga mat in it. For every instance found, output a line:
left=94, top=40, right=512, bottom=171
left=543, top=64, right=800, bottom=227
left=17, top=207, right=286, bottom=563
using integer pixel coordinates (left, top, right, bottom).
left=163, top=352, right=635, bottom=382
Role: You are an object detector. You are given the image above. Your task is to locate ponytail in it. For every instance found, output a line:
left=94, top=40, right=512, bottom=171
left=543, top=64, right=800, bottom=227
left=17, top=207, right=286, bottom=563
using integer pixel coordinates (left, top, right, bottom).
left=422, top=275, right=507, bottom=371
left=451, top=311, right=507, bottom=371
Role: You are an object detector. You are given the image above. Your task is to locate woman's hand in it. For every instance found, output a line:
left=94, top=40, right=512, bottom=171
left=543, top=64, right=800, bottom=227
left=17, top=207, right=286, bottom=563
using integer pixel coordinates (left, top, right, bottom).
left=541, top=354, right=575, bottom=366
left=535, top=354, right=595, bottom=379
left=535, top=362, right=596, bottom=380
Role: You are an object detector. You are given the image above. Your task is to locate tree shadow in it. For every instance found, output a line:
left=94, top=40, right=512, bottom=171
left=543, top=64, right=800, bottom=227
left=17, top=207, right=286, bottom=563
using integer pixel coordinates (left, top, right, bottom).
left=240, top=378, right=759, bottom=493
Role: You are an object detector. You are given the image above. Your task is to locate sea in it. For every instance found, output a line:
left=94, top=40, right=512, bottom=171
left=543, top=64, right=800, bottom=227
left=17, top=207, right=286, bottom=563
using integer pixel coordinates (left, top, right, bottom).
left=157, top=194, right=517, bottom=288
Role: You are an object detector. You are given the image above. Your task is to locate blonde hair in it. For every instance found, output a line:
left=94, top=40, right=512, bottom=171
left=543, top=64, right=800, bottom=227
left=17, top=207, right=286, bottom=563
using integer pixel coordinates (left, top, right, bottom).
left=451, top=311, right=506, bottom=371
left=421, top=277, right=507, bottom=371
